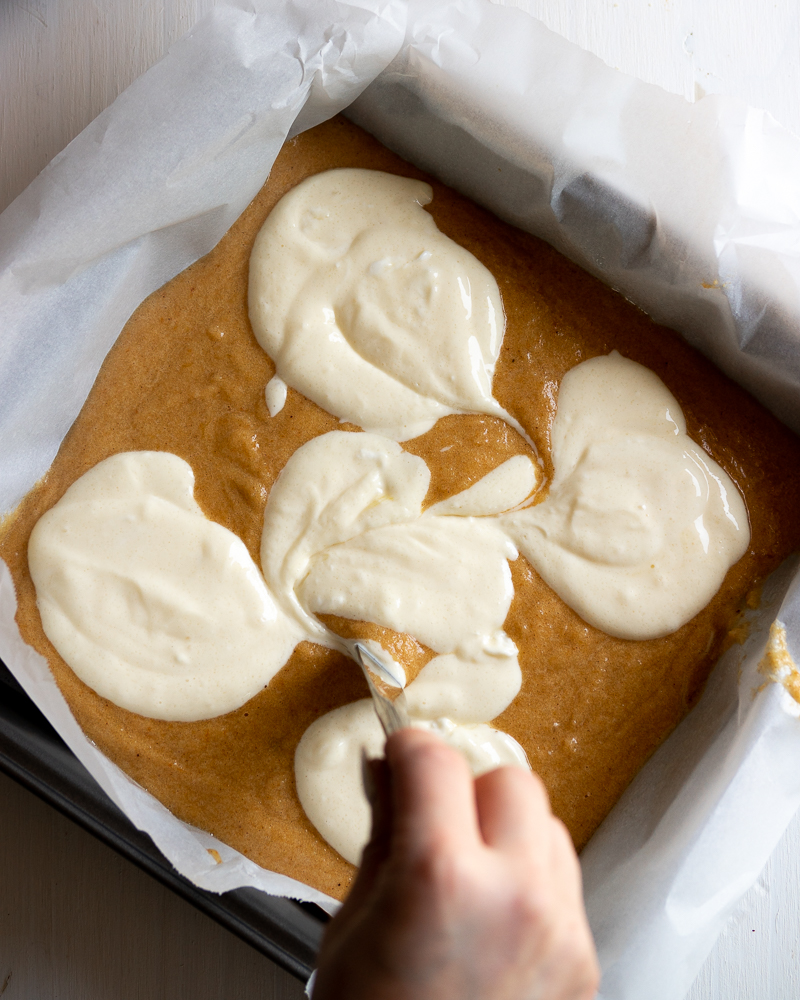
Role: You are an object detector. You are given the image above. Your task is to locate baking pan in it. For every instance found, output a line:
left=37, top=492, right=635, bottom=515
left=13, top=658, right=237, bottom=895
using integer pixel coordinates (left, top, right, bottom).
left=0, top=656, right=326, bottom=983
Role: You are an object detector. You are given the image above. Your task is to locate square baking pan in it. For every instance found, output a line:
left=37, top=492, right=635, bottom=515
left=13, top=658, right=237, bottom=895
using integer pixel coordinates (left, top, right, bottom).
left=0, top=655, right=326, bottom=983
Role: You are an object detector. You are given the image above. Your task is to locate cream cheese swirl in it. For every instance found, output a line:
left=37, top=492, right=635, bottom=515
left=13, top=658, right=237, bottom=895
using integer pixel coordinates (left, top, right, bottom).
left=28, top=452, right=303, bottom=721
left=502, top=353, right=750, bottom=640
left=248, top=168, right=526, bottom=442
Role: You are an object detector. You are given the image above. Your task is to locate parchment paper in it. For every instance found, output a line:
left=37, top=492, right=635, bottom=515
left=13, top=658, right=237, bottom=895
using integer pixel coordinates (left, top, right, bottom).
left=2, top=1, right=800, bottom=997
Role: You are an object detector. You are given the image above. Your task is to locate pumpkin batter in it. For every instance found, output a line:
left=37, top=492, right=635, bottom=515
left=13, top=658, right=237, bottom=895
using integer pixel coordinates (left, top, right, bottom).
left=3, top=116, right=800, bottom=901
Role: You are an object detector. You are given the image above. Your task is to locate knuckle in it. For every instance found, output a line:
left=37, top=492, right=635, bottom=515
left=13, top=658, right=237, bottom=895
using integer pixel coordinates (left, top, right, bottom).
left=510, top=882, right=591, bottom=944
left=516, top=888, right=553, bottom=941
left=402, top=832, right=471, bottom=899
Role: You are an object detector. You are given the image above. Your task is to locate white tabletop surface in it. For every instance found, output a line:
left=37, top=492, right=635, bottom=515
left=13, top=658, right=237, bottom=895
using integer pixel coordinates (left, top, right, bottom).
left=1, top=1, right=799, bottom=997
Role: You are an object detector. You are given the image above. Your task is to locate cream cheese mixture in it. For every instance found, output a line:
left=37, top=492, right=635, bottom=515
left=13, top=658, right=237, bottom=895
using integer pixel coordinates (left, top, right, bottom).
left=503, top=352, right=750, bottom=640
left=28, top=452, right=303, bottom=721
left=248, top=168, right=526, bottom=443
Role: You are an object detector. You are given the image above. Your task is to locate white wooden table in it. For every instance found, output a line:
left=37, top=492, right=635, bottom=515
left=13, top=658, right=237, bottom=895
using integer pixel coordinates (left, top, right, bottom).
left=1, top=2, right=799, bottom=997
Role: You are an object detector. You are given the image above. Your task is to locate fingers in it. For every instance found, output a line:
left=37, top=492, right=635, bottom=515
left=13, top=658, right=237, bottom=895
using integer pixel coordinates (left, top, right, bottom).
left=317, top=744, right=601, bottom=1000
left=473, top=765, right=552, bottom=852
left=385, top=727, right=481, bottom=857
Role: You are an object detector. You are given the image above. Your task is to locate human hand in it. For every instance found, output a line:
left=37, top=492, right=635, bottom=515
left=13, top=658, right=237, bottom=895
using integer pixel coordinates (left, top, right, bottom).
left=312, top=727, right=599, bottom=1000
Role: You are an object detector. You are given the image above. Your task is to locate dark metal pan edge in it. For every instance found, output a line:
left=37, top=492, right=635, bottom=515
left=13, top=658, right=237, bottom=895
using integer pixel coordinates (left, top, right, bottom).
left=0, top=660, right=326, bottom=982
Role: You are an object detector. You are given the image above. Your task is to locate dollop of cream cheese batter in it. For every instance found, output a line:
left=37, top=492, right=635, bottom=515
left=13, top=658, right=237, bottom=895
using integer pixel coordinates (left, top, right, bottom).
left=248, top=168, right=524, bottom=441
left=405, top=634, right=522, bottom=724
left=260, top=430, right=432, bottom=644
left=28, top=452, right=303, bottom=721
left=299, top=516, right=518, bottom=655
left=503, top=352, right=750, bottom=640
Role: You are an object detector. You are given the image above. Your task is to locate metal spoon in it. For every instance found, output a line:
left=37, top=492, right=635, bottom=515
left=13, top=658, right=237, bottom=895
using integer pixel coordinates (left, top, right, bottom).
left=350, top=640, right=410, bottom=737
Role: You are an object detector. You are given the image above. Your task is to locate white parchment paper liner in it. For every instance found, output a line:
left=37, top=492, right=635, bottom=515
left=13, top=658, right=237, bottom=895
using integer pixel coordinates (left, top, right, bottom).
left=2, top=1, right=800, bottom=997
